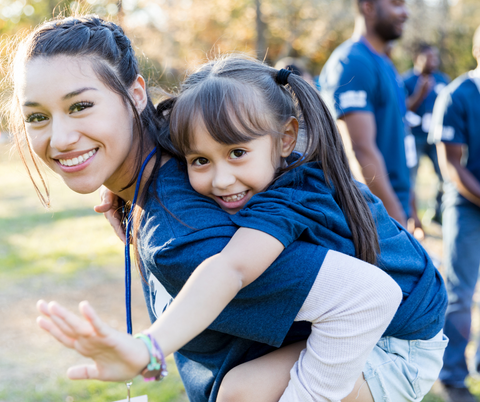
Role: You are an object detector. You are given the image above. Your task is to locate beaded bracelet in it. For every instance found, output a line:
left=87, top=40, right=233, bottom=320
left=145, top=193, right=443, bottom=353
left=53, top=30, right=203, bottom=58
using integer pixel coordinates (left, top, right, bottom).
left=134, top=332, right=168, bottom=381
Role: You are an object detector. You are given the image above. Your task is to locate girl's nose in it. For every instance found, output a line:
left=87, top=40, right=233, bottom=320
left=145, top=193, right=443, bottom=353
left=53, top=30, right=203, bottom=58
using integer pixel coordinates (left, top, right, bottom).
left=212, top=168, right=236, bottom=190
left=49, top=117, right=81, bottom=151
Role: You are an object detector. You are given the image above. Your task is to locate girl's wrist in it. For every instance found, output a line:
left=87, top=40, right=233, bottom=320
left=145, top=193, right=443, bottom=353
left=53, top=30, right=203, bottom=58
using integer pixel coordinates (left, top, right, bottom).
left=134, top=332, right=168, bottom=381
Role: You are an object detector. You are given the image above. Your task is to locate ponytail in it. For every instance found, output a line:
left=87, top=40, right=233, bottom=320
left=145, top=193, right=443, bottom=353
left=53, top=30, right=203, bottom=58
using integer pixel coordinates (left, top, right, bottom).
left=282, top=73, right=380, bottom=264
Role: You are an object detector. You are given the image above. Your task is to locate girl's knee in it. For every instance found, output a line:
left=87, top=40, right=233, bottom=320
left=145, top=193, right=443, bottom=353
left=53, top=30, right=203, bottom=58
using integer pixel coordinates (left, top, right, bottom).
left=217, top=368, right=249, bottom=402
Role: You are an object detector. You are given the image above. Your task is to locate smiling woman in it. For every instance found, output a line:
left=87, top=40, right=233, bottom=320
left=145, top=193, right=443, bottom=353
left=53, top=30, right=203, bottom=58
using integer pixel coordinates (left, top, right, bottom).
left=19, top=56, right=140, bottom=196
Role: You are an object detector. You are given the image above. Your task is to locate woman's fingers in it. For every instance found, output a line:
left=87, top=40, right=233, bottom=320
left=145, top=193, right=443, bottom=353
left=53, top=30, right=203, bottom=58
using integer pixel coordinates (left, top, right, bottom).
left=67, top=364, right=100, bottom=380
left=94, top=187, right=126, bottom=243
left=105, top=208, right=127, bottom=244
left=94, top=186, right=114, bottom=213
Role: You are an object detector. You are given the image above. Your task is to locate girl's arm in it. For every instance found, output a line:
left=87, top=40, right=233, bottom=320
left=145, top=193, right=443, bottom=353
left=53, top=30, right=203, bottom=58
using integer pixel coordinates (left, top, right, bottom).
left=148, top=227, right=284, bottom=357
left=37, top=227, right=284, bottom=381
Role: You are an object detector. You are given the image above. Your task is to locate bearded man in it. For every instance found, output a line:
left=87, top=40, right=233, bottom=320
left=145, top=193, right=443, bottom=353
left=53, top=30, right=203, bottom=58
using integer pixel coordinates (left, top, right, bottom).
left=320, top=0, right=412, bottom=228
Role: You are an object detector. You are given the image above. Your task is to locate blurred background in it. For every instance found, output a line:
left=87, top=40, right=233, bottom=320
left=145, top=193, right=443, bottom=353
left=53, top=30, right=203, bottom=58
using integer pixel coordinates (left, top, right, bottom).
left=0, top=0, right=480, bottom=401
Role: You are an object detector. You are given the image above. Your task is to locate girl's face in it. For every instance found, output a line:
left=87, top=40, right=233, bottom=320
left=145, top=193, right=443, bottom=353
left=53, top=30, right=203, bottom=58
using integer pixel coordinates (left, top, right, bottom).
left=18, top=56, right=141, bottom=197
left=185, top=120, right=297, bottom=214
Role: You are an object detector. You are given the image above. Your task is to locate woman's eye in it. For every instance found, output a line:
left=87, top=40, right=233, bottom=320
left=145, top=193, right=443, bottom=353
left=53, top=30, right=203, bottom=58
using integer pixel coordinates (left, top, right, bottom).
left=25, top=113, right=47, bottom=123
left=192, top=157, right=209, bottom=166
left=230, top=149, right=246, bottom=159
left=69, top=101, right=94, bottom=114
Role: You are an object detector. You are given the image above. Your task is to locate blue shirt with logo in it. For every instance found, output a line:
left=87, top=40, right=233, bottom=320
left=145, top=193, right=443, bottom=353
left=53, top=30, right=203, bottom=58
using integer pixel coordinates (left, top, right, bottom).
left=403, top=69, right=450, bottom=139
left=138, top=156, right=446, bottom=401
left=429, top=72, right=480, bottom=207
left=319, top=39, right=411, bottom=216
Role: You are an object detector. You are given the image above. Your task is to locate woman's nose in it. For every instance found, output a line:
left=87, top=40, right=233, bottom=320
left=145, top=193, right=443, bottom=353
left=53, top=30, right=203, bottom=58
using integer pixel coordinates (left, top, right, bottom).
left=49, top=117, right=80, bottom=151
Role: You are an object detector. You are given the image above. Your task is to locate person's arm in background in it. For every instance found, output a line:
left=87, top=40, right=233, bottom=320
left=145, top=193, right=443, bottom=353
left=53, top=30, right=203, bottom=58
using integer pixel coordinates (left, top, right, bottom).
left=337, top=112, right=408, bottom=227
left=406, top=75, right=434, bottom=112
left=437, top=142, right=480, bottom=207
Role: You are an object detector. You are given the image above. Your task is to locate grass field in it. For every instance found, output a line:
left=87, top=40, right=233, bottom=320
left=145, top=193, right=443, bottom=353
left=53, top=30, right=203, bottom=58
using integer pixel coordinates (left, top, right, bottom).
left=0, top=140, right=188, bottom=402
left=1, top=138, right=480, bottom=402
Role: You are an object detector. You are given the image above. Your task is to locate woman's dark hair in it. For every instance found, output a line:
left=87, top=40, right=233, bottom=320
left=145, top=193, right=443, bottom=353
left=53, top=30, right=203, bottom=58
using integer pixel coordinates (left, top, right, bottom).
left=9, top=15, right=179, bottom=272
left=9, top=15, right=177, bottom=207
left=170, top=54, right=380, bottom=264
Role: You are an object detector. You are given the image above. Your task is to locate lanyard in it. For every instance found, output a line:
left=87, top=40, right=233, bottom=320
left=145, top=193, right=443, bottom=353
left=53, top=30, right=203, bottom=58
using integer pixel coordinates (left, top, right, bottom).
left=358, top=37, right=407, bottom=117
left=124, top=147, right=157, bottom=334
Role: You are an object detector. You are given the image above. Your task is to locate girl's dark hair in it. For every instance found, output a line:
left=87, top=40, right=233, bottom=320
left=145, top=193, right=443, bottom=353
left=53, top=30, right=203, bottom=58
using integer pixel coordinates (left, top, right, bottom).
left=9, top=15, right=178, bottom=270
left=170, top=54, right=380, bottom=264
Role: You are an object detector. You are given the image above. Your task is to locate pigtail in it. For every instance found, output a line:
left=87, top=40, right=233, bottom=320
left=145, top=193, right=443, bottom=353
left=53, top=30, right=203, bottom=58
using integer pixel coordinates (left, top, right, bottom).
left=285, top=74, right=380, bottom=265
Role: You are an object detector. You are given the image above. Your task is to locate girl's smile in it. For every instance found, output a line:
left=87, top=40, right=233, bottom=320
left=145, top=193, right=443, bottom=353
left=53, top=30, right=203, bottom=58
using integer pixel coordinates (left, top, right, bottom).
left=18, top=56, right=142, bottom=198
left=185, top=124, right=285, bottom=214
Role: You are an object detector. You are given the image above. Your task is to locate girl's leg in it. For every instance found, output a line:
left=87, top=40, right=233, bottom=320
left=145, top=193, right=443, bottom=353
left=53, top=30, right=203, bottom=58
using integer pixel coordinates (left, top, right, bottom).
left=217, top=341, right=306, bottom=402
left=219, top=251, right=401, bottom=402
left=217, top=343, right=374, bottom=402
left=279, top=250, right=401, bottom=402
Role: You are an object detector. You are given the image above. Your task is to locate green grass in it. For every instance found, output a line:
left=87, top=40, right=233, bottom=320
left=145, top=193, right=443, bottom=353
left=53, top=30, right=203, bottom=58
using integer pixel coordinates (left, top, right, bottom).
left=0, top=359, right=187, bottom=402
left=0, top=141, right=187, bottom=402
left=0, top=143, right=123, bottom=281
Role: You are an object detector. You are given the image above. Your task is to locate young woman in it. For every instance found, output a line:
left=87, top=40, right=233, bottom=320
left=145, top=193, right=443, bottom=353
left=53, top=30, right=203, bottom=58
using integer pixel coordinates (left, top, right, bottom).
left=11, top=15, right=446, bottom=402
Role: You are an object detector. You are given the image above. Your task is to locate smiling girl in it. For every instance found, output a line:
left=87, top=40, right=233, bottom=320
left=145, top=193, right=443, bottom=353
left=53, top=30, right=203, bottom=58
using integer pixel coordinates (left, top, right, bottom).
left=12, top=16, right=446, bottom=402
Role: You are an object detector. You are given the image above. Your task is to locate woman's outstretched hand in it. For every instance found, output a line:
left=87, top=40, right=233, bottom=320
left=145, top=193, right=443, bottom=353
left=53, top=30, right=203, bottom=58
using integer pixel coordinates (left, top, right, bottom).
left=36, top=300, right=149, bottom=382
left=94, top=186, right=126, bottom=244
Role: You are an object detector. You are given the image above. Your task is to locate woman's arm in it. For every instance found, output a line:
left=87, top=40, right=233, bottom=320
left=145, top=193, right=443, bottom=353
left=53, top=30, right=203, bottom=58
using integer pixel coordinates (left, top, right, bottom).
left=37, top=227, right=284, bottom=381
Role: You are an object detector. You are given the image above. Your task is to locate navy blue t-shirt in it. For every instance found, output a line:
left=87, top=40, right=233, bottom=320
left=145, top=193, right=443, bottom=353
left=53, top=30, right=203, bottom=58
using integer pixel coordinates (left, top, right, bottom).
left=403, top=69, right=450, bottom=139
left=429, top=72, right=480, bottom=207
left=320, top=38, right=411, bottom=215
left=138, top=158, right=324, bottom=401
left=231, top=162, right=446, bottom=340
left=138, top=157, right=446, bottom=401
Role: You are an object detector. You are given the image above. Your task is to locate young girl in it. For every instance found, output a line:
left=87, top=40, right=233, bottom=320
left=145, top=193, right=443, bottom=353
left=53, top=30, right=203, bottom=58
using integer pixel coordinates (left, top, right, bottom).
left=12, top=15, right=446, bottom=402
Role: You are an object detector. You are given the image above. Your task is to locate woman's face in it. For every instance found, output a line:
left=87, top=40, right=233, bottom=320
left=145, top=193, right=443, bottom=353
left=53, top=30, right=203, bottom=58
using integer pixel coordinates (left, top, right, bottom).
left=18, top=55, right=138, bottom=195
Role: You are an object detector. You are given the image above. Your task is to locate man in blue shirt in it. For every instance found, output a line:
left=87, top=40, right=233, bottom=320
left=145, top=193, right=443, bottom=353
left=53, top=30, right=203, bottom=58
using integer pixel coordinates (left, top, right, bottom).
left=429, top=25, right=480, bottom=402
left=403, top=44, right=450, bottom=225
left=320, top=0, right=413, bottom=228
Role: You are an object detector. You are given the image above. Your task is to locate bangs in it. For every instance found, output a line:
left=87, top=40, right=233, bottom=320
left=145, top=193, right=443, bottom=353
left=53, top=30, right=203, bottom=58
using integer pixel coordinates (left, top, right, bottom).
left=170, top=77, right=277, bottom=155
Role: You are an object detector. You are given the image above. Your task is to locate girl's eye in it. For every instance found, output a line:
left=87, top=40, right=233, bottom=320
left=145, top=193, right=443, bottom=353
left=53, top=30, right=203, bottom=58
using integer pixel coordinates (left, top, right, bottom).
left=230, top=149, right=246, bottom=159
left=192, top=157, right=209, bottom=166
left=25, top=113, right=48, bottom=123
left=69, top=101, right=94, bottom=114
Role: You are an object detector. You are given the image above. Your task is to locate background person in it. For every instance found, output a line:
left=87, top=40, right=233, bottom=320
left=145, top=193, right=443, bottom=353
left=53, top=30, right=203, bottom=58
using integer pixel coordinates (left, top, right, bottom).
left=429, top=25, right=480, bottom=402
left=319, top=0, right=413, bottom=228
left=403, top=43, right=450, bottom=227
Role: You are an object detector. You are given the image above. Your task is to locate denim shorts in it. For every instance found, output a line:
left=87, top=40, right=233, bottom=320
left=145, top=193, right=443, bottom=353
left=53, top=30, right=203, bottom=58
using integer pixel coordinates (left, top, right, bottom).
left=364, top=331, right=448, bottom=401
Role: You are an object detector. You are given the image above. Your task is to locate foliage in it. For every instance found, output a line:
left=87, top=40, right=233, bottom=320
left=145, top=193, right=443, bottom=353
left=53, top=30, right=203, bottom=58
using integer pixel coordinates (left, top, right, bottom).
left=0, top=0, right=477, bottom=92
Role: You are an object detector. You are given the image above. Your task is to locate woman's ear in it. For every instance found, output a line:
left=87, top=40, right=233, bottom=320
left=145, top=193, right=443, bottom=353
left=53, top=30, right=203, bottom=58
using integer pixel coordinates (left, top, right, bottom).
left=280, top=117, right=299, bottom=157
left=130, top=74, right=148, bottom=114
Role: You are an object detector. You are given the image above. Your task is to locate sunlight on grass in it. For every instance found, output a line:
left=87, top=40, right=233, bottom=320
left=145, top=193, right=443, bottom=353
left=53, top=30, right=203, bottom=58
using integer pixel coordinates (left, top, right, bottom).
left=0, top=358, right=188, bottom=402
left=0, top=143, right=188, bottom=402
left=0, top=142, right=123, bottom=280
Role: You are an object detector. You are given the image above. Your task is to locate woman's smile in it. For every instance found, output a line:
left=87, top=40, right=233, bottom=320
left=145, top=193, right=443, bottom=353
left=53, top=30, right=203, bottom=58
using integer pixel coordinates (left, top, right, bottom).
left=19, top=56, right=138, bottom=196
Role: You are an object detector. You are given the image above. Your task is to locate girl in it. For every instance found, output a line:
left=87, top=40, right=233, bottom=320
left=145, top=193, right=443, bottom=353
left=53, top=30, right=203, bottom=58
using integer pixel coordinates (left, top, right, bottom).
left=11, top=15, right=445, bottom=402
left=91, top=54, right=447, bottom=402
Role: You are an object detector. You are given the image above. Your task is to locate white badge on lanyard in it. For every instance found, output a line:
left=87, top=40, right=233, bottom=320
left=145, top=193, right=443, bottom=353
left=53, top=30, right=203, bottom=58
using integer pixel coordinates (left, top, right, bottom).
left=113, top=381, right=148, bottom=402
left=404, top=134, right=417, bottom=168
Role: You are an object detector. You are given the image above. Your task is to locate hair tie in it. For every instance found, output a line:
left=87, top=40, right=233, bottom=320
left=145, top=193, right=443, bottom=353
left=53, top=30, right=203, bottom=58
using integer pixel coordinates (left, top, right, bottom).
left=276, top=68, right=292, bottom=86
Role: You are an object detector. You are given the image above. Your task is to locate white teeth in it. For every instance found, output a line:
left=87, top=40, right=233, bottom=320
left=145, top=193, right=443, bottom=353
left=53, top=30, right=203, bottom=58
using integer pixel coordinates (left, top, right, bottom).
left=59, top=149, right=96, bottom=167
left=222, top=191, right=247, bottom=203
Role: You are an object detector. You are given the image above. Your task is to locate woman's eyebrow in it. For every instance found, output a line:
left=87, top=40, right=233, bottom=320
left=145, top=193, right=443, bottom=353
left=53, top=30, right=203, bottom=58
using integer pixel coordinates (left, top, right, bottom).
left=62, top=87, right=97, bottom=100
left=22, top=87, right=98, bottom=107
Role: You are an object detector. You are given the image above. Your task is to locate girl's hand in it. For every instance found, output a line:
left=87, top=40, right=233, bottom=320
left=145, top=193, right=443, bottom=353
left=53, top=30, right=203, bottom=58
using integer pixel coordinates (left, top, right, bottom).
left=94, top=186, right=126, bottom=244
left=36, top=300, right=149, bottom=381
